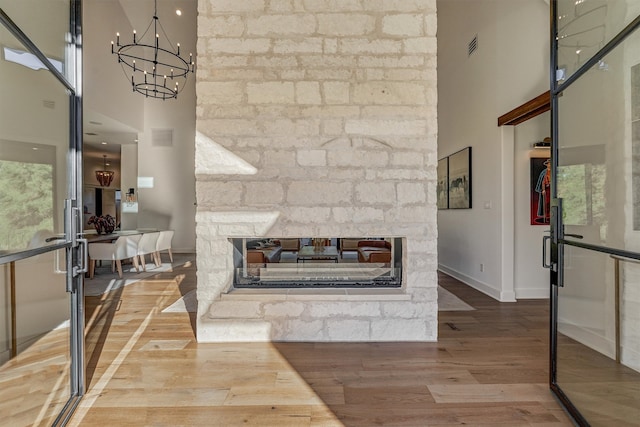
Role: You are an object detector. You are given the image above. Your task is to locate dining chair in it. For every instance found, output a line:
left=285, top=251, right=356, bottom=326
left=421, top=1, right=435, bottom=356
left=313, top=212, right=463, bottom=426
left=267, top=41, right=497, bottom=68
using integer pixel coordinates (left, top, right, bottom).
left=137, top=232, right=161, bottom=271
left=88, top=234, right=141, bottom=279
left=156, top=230, right=174, bottom=263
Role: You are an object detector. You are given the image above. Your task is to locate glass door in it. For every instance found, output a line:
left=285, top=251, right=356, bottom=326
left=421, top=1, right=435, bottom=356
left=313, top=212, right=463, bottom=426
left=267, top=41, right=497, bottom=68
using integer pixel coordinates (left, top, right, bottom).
left=0, top=1, right=85, bottom=425
left=550, top=1, right=640, bottom=425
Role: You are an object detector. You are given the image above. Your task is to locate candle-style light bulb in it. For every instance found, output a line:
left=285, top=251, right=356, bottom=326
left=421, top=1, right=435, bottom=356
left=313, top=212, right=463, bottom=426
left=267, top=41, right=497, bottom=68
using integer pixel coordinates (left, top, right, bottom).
left=133, top=60, right=136, bottom=71
left=133, top=29, right=136, bottom=43
left=111, top=41, right=114, bottom=53
left=177, top=43, right=180, bottom=55
left=116, top=32, right=120, bottom=45
left=171, top=69, right=174, bottom=78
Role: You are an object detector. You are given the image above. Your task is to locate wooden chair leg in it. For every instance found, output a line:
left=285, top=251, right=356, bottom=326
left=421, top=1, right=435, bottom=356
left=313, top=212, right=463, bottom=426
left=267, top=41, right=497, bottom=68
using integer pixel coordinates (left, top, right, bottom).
left=111, top=260, right=116, bottom=273
left=132, top=256, right=140, bottom=273
left=139, top=255, right=147, bottom=272
left=115, top=260, right=123, bottom=278
left=89, top=259, right=96, bottom=279
left=168, top=249, right=173, bottom=263
left=153, top=251, right=161, bottom=267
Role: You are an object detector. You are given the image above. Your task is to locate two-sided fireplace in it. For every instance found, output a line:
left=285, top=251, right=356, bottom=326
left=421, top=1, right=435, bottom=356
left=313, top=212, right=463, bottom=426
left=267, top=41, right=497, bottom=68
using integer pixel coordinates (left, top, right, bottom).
left=232, top=237, right=403, bottom=288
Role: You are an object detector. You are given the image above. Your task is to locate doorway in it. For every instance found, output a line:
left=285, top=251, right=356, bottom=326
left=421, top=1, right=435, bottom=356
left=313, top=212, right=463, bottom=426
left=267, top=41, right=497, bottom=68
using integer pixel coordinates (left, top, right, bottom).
left=550, top=1, right=640, bottom=424
left=0, top=2, right=85, bottom=425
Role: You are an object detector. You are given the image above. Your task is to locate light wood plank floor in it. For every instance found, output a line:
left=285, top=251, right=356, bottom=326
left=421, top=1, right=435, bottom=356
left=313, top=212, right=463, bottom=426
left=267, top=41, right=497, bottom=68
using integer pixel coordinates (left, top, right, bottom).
left=63, top=261, right=576, bottom=426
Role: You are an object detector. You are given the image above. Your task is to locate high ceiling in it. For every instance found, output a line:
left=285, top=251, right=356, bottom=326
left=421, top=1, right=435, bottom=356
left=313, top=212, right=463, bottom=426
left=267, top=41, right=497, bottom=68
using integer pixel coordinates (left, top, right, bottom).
left=83, top=0, right=196, bottom=161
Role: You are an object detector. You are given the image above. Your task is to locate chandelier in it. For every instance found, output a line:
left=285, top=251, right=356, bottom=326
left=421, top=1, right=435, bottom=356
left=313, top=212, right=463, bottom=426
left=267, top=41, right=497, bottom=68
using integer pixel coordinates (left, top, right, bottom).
left=95, top=155, right=114, bottom=187
left=111, top=0, right=195, bottom=100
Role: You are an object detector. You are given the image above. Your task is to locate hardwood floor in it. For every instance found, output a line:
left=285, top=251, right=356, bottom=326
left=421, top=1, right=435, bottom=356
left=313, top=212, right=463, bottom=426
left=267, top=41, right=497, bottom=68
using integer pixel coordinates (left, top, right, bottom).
left=63, top=263, right=575, bottom=426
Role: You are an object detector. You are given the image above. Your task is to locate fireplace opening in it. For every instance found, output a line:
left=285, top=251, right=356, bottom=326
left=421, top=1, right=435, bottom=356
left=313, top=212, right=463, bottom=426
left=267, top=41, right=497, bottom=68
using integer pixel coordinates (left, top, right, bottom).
left=232, top=237, right=403, bottom=288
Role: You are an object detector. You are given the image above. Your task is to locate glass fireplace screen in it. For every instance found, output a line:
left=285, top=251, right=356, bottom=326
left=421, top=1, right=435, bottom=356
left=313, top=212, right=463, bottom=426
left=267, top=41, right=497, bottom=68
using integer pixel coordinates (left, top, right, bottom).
left=232, top=237, right=402, bottom=288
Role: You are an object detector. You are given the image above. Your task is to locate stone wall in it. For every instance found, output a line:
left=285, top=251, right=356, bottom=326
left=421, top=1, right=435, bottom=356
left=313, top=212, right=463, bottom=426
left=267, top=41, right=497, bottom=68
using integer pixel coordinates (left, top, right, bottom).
left=195, top=0, right=438, bottom=342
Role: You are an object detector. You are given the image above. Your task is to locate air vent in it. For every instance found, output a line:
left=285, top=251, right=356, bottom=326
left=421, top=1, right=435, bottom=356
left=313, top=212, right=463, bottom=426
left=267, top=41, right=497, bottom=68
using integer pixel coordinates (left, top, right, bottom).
left=43, top=100, right=55, bottom=109
left=468, top=34, right=478, bottom=57
left=152, top=128, right=174, bottom=147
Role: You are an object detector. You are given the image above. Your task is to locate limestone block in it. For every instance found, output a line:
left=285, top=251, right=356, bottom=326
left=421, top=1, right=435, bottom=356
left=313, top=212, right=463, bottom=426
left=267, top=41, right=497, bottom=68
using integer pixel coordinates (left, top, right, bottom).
left=323, top=82, right=350, bottom=104
left=208, top=0, right=266, bottom=12
left=281, top=70, right=307, bottom=80
left=322, top=119, right=344, bottom=135
left=425, top=14, right=437, bottom=36
left=391, top=152, right=424, bottom=167
left=197, top=181, right=243, bottom=207
left=358, top=55, right=424, bottom=68
left=208, top=38, right=271, bottom=54
left=307, top=69, right=353, bottom=80
left=275, top=319, right=324, bottom=341
left=198, top=82, right=244, bottom=105
left=247, top=82, right=295, bottom=104
left=247, top=14, right=316, bottom=35
left=356, top=182, right=396, bottom=204
left=326, top=319, right=370, bottom=341
left=195, top=131, right=258, bottom=175
left=264, top=150, right=296, bottom=167
left=268, top=0, right=294, bottom=11
left=317, top=14, right=375, bottom=36
left=397, top=182, right=426, bottom=205
left=339, top=39, right=401, bottom=55
left=328, top=169, right=365, bottom=181
left=197, top=319, right=272, bottom=342
left=295, top=81, right=322, bottom=105
left=197, top=211, right=281, bottom=236
left=199, top=16, right=245, bottom=37
left=370, top=319, right=430, bottom=341
left=300, top=55, right=357, bottom=68
left=376, top=169, right=429, bottom=180
left=208, top=300, right=263, bottom=318
left=353, top=82, right=426, bottom=105
left=244, top=182, right=285, bottom=205
left=385, top=206, right=433, bottom=223
left=327, top=150, right=388, bottom=168
left=287, top=181, right=352, bottom=205
left=404, top=37, right=437, bottom=54
left=410, top=287, right=438, bottom=302
left=380, top=302, right=434, bottom=319
left=297, top=149, right=327, bottom=166
left=308, top=302, right=380, bottom=317
left=288, top=207, right=332, bottom=223
left=345, top=119, right=426, bottom=136
left=262, top=119, right=320, bottom=136
left=324, top=38, right=338, bottom=54
left=382, top=14, right=423, bottom=36
left=302, top=0, right=363, bottom=11
left=332, top=207, right=384, bottom=224
left=274, top=38, right=324, bottom=54
left=198, top=119, right=260, bottom=136
left=263, top=302, right=306, bottom=317
left=254, top=56, right=300, bottom=67
left=366, top=0, right=435, bottom=12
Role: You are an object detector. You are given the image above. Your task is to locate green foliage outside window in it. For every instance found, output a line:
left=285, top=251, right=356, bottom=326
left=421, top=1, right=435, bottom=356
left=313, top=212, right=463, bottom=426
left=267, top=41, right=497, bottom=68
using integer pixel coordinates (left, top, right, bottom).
left=0, top=160, right=54, bottom=251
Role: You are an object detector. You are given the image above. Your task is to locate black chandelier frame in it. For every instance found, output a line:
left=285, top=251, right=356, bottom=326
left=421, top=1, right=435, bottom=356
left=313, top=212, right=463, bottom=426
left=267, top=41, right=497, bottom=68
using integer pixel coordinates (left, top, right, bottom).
left=111, top=0, right=194, bottom=100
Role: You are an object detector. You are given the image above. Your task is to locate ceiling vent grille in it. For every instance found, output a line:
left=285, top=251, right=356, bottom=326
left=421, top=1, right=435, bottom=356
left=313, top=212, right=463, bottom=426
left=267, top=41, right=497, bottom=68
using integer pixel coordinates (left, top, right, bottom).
left=468, top=34, right=478, bottom=57
left=152, top=129, right=174, bottom=147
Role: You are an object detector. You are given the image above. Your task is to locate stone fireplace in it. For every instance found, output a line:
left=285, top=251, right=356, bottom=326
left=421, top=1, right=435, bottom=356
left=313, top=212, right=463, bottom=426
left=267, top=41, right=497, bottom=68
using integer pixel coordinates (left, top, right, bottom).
left=195, top=0, right=438, bottom=342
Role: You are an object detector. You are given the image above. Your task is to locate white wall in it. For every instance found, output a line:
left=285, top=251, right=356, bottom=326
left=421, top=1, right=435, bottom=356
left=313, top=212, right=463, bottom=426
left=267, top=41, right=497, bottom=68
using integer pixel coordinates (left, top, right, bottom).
left=438, top=0, right=549, bottom=300
left=514, top=114, right=551, bottom=299
left=83, top=0, right=197, bottom=252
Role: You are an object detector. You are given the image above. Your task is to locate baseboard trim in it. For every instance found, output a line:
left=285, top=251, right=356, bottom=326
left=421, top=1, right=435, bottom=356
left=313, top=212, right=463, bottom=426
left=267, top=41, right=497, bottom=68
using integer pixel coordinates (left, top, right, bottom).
left=515, top=287, right=550, bottom=299
left=438, top=264, right=508, bottom=301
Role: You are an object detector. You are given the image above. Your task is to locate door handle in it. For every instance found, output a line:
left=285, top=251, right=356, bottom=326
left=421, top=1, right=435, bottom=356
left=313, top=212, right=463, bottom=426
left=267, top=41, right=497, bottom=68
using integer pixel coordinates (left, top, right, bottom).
left=74, top=238, right=88, bottom=276
left=542, top=235, right=552, bottom=269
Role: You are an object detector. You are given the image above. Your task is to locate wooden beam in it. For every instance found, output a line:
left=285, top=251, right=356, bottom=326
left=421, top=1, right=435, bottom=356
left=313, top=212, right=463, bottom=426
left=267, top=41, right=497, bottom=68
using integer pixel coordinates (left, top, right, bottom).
left=498, top=90, right=550, bottom=126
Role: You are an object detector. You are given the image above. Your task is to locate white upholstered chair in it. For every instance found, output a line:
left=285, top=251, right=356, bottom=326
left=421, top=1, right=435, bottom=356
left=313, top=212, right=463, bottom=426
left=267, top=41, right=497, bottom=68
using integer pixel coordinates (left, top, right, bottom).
left=88, top=235, right=141, bottom=279
left=156, top=230, right=174, bottom=263
left=137, top=232, right=160, bottom=271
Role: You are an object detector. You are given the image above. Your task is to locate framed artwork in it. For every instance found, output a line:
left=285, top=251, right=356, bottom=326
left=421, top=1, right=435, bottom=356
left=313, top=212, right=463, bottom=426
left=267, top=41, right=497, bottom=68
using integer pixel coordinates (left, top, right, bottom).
left=437, top=157, right=449, bottom=209
left=530, top=157, right=551, bottom=225
left=448, top=147, right=472, bottom=209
